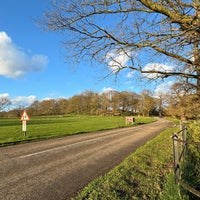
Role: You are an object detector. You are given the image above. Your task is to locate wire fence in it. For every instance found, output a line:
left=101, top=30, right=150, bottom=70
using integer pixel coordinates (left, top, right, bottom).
left=172, top=123, right=200, bottom=198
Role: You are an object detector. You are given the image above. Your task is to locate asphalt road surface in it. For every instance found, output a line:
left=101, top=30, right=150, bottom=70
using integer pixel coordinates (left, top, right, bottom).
left=0, top=118, right=172, bottom=200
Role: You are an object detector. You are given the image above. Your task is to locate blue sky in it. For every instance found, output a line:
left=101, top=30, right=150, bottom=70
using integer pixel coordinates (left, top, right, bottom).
left=0, top=0, right=172, bottom=109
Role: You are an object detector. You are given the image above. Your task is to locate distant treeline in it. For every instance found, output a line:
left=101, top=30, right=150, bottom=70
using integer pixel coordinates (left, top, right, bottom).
left=1, top=87, right=199, bottom=120
left=0, top=90, right=162, bottom=117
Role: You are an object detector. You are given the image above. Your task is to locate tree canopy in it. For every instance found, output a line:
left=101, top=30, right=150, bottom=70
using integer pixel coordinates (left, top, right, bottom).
left=1, top=87, right=198, bottom=119
left=42, top=0, right=200, bottom=95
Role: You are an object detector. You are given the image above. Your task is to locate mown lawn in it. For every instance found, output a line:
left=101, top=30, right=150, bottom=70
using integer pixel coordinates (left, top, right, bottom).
left=0, top=115, right=155, bottom=145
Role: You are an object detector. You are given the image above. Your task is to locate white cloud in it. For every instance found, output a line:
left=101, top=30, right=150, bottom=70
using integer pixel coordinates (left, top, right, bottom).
left=106, top=49, right=132, bottom=73
left=143, top=63, right=174, bottom=79
left=0, top=32, right=48, bottom=79
left=0, top=93, right=9, bottom=99
left=101, top=87, right=116, bottom=93
left=11, top=95, right=37, bottom=107
left=154, top=81, right=174, bottom=97
left=127, top=71, right=135, bottom=78
left=0, top=93, right=37, bottom=110
left=42, top=97, right=53, bottom=101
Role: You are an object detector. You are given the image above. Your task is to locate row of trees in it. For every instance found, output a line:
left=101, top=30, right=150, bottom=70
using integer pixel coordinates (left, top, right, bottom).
left=1, top=83, right=199, bottom=120
left=2, top=90, right=158, bottom=117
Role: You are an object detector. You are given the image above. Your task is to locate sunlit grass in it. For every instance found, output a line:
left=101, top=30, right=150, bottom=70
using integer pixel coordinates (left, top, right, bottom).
left=0, top=115, right=155, bottom=145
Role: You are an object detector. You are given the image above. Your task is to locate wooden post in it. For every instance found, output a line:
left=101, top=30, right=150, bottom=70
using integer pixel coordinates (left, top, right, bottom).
left=22, top=120, right=27, bottom=137
left=179, top=120, right=183, bottom=131
left=172, top=133, right=180, bottom=184
left=182, top=128, right=187, bottom=156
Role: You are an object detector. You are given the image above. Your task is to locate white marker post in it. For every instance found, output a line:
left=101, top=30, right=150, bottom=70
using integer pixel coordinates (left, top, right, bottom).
left=20, top=110, right=30, bottom=136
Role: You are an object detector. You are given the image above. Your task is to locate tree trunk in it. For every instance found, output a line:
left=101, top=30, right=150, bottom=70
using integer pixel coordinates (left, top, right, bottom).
left=194, top=41, right=200, bottom=96
left=197, top=67, right=200, bottom=97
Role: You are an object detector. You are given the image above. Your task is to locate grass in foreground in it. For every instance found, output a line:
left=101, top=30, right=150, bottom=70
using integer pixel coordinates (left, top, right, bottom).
left=159, top=173, right=189, bottom=200
left=72, top=127, right=183, bottom=200
left=0, top=115, right=155, bottom=145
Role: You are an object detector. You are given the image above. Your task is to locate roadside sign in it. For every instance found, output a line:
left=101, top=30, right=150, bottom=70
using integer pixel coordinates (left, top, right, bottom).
left=22, top=120, right=27, bottom=132
left=20, top=110, right=30, bottom=136
left=20, top=110, right=30, bottom=121
left=125, top=117, right=135, bottom=125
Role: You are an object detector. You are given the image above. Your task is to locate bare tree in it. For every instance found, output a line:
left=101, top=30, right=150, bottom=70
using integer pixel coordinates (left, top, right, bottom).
left=42, top=0, right=200, bottom=95
left=0, top=94, right=11, bottom=111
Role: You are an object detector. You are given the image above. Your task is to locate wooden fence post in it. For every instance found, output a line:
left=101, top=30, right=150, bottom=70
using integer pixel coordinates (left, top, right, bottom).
left=179, top=121, right=183, bottom=131
left=172, top=126, right=200, bottom=198
left=172, top=133, right=180, bottom=184
left=182, top=128, right=187, bottom=156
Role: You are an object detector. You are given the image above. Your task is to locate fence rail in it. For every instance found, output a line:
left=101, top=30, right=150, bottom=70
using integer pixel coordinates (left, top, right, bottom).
left=172, top=124, right=200, bottom=198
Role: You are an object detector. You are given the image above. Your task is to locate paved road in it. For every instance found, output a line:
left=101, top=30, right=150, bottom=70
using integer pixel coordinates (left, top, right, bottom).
left=0, top=118, right=172, bottom=200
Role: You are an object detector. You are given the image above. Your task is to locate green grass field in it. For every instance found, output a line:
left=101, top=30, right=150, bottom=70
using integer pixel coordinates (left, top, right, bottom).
left=0, top=115, right=155, bottom=145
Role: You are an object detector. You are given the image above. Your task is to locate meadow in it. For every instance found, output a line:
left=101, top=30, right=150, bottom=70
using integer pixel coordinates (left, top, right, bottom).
left=0, top=115, right=155, bottom=146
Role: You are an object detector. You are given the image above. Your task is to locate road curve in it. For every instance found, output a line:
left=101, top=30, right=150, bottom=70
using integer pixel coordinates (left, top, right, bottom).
left=0, top=118, right=172, bottom=200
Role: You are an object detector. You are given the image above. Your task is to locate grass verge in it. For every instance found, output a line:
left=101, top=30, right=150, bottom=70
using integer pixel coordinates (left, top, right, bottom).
left=159, top=173, right=189, bottom=200
left=72, top=127, right=179, bottom=200
left=160, top=122, right=200, bottom=200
